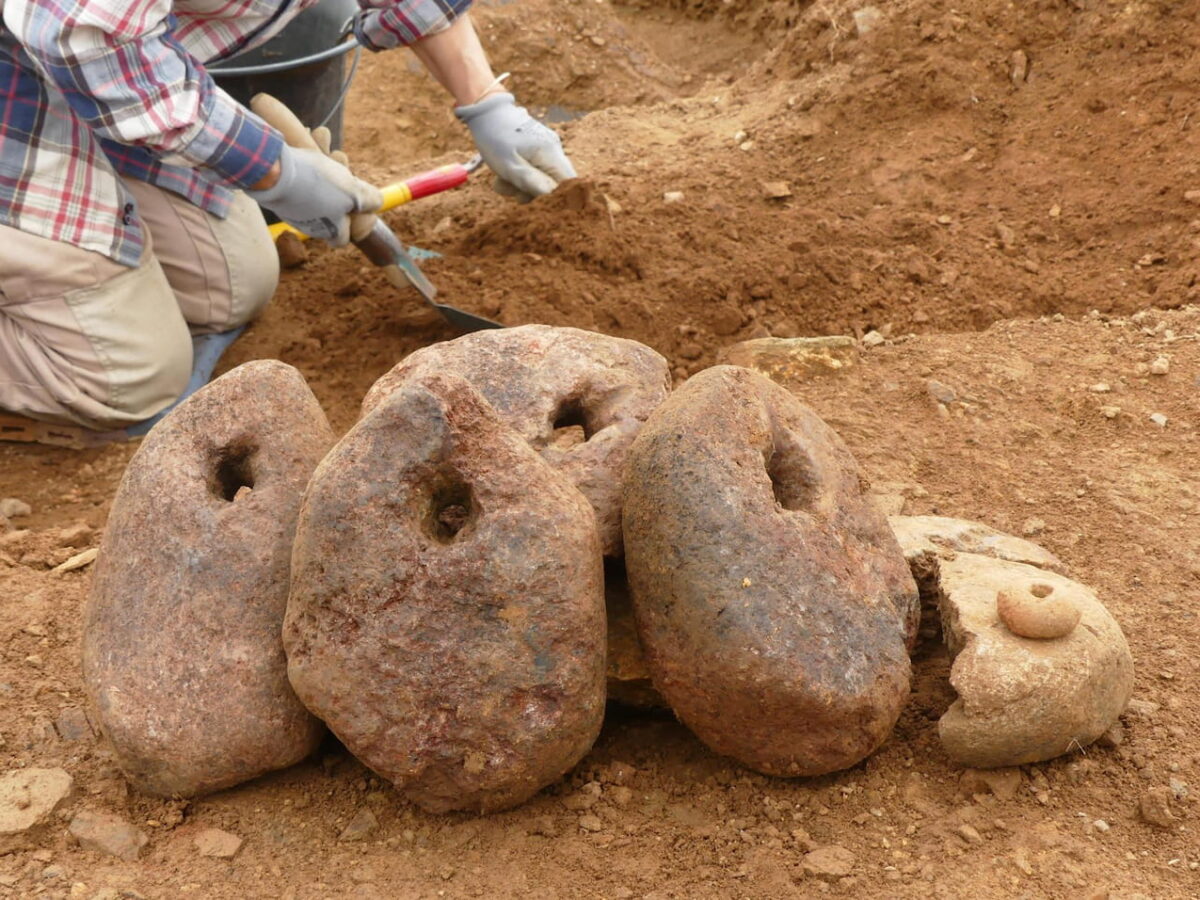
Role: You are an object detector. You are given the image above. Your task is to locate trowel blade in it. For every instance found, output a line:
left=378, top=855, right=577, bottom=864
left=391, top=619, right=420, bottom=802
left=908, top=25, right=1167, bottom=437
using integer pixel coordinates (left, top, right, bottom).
left=366, top=223, right=439, bottom=301
left=360, top=220, right=503, bottom=332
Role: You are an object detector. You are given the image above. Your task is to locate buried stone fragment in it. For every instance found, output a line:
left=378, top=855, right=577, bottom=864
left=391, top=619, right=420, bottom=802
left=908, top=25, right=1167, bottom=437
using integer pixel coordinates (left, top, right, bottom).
left=932, top=553, right=1133, bottom=768
left=360, top=325, right=671, bottom=556
left=604, top=561, right=665, bottom=708
left=889, top=517, right=1134, bottom=767
left=285, top=374, right=606, bottom=813
left=622, top=365, right=918, bottom=777
left=889, top=514, right=1069, bottom=584
left=83, top=362, right=333, bottom=797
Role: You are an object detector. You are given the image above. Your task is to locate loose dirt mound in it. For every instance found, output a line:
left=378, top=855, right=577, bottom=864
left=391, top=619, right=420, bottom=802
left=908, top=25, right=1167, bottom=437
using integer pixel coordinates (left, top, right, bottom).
left=458, top=179, right=643, bottom=278
left=3, top=0, right=1200, bottom=896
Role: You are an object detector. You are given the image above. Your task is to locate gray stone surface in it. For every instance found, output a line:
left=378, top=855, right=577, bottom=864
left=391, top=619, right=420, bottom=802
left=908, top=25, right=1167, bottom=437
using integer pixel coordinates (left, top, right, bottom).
left=69, top=810, right=147, bottom=861
left=890, top=514, right=1068, bottom=579
left=935, top=552, right=1133, bottom=767
left=286, top=374, right=606, bottom=813
left=83, top=361, right=333, bottom=797
left=623, top=365, right=916, bottom=777
left=361, top=325, right=670, bottom=556
left=0, top=768, right=72, bottom=852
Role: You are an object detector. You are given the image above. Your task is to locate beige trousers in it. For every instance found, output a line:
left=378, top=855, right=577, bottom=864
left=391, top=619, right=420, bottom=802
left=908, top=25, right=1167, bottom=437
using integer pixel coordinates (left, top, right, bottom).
left=0, top=181, right=279, bottom=430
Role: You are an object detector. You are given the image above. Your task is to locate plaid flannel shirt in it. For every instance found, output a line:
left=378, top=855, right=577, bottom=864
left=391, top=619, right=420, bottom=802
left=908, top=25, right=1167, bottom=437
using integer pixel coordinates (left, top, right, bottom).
left=0, top=0, right=471, bottom=267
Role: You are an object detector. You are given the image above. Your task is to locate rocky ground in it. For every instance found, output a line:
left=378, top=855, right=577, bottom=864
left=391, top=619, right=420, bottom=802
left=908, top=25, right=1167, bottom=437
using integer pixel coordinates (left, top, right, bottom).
left=3, top=0, right=1200, bottom=896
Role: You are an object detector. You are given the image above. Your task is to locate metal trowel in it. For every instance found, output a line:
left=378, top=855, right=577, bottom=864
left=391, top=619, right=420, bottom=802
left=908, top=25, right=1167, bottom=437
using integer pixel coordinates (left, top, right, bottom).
left=251, top=94, right=502, bottom=332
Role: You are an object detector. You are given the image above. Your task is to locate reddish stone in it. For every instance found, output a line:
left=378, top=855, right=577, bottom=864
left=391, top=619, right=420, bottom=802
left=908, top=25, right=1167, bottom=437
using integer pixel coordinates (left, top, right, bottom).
left=84, top=361, right=333, bottom=797
left=286, top=374, right=606, bottom=813
left=361, top=325, right=670, bottom=556
left=622, top=365, right=915, bottom=776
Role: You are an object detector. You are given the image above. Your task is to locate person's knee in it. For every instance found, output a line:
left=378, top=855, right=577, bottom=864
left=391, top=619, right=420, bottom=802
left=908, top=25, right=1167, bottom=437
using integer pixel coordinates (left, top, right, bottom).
left=223, top=192, right=280, bottom=328
left=81, top=258, right=194, bottom=426
left=108, top=327, right=192, bottom=421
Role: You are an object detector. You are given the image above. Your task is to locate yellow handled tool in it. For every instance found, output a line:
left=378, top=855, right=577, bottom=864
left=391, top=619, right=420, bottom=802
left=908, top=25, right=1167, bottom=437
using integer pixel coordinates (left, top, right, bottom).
left=267, top=155, right=484, bottom=241
left=252, top=93, right=500, bottom=331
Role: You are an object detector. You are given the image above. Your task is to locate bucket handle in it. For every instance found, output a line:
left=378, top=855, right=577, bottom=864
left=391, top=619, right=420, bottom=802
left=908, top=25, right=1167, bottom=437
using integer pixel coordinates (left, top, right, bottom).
left=315, top=43, right=360, bottom=130
left=208, top=29, right=359, bottom=77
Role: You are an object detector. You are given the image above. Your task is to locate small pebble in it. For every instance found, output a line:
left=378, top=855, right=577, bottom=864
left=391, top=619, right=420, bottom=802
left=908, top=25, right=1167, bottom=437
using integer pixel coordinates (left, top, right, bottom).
left=274, top=232, right=307, bottom=269
left=862, top=330, right=886, bottom=348
left=1150, top=356, right=1170, bottom=376
left=0, top=498, right=31, bottom=519
left=52, top=547, right=98, bottom=575
left=54, top=708, right=93, bottom=742
left=1125, top=698, right=1160, bottom=719
left=193, top=828, right=243, bottom=859
left=957, top=824, right=983, bottom=844
left=1139, top=787, right=1176, bottom=828
left=526, top=817, right=557, bottom=838
left=562, top=784, right=600, bottom=811
left=1149, top=412, right=1168, bottom=428
left=663, top=191, right=685, bottom=204
left=926, top=379, right=956, bottom=404
left=68, top=810, right=147, bottom=861
left=853, top=5, right=883, bottom=36
left=1097, top=721, right=1124, bottom=748
left=1101, top=406, right=1121, bottom=419
left=606, top=786, right=633, bottom=808
left=1010, top=50, right=1029, bottom=86
left=337, top=809, right=378, bottom=842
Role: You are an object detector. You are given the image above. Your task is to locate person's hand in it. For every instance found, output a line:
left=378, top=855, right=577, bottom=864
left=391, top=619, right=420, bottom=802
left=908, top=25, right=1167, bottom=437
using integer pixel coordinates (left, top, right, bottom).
left=246, top=144, right=382, bottom=245
left=455, top=92, right=576, bottom=202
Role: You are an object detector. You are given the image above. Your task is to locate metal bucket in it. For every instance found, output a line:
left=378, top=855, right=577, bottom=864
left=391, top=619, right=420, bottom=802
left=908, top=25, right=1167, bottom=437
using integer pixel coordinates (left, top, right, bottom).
left=209, top=0, right=359, bottom=149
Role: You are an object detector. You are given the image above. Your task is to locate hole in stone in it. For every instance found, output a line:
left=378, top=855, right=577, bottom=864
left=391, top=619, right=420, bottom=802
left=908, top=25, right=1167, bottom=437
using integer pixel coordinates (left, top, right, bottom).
left=548, top=397, right=594, bottom=452
left=552, top=397, right=594, bottom=437
left=764, top=438, right=818, bottom=513
left=210, top=443, right=256, bottom=502
left=768, top=450, right=800, bottom=510
left=1030, top=583, right=1054, bottom=599
left=423, top=471, right=475, bottom=544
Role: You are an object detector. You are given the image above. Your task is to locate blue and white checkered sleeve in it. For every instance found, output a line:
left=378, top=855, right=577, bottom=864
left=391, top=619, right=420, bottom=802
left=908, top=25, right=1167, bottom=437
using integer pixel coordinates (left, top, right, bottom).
left=354, top=0, right=474, bottom=51
left=10, top=0, right=281, bottom=189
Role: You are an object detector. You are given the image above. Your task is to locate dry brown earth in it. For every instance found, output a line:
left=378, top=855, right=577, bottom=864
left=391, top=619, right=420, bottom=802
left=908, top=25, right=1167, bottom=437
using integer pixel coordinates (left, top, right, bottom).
left=3, top=0, right=1200, bottom=896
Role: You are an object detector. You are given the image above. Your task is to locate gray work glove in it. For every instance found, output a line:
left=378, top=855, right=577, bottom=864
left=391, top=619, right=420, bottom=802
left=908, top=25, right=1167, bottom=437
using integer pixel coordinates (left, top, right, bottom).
left=455, top=92, right=576, bottom=202
left=247, top=144, right=382, bottom=245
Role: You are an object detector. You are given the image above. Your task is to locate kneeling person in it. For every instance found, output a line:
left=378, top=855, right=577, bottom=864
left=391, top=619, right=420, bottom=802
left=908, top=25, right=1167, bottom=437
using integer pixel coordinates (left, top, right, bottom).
left=0, top=0, right=574, bottom=431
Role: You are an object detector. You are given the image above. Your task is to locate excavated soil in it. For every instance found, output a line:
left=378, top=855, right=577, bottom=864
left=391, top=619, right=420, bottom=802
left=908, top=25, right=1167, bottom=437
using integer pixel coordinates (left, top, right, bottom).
left=3, top=0, right=1200, bottom=896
